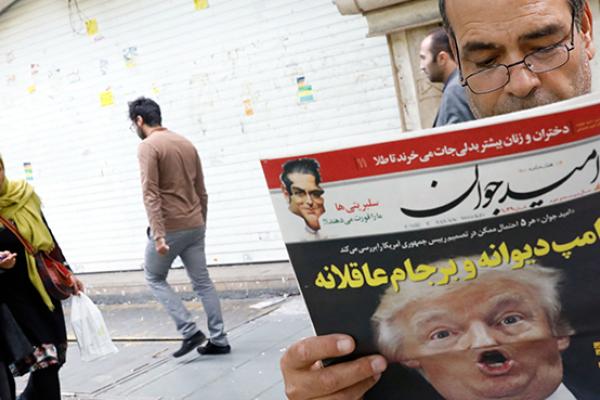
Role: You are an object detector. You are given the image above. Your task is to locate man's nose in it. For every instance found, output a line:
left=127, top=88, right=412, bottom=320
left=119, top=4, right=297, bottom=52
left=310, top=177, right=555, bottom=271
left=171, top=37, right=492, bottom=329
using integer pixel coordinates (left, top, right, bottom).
left=504, top=64, right=541, bottom=98
left=459, top=322, right=499, bottom=349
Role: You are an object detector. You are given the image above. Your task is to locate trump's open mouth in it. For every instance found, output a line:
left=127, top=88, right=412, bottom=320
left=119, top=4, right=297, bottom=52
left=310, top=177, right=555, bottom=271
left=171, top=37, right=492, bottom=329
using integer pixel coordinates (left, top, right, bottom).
left=477, top=349, right=514, bottom=376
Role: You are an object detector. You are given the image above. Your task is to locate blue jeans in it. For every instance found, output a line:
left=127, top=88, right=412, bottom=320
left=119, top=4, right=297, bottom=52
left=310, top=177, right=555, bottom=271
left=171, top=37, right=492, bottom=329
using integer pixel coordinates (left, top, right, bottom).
left=144, top=226, right=228, bottom=345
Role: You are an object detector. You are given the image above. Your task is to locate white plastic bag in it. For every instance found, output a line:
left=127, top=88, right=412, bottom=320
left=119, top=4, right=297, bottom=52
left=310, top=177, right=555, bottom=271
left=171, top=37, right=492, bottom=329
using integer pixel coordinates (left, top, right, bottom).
left=70, top=293, right=118, bottom=362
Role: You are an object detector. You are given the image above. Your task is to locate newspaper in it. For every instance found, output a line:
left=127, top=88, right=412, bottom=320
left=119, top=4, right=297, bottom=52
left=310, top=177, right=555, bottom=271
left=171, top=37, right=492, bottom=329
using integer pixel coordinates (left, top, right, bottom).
left=261, top=93, right=600, bottom=399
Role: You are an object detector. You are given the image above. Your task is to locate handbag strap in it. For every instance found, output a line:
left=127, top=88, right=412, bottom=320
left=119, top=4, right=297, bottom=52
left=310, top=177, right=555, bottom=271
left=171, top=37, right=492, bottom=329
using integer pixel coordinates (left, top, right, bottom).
left=0, top=215, right=35, bottom=255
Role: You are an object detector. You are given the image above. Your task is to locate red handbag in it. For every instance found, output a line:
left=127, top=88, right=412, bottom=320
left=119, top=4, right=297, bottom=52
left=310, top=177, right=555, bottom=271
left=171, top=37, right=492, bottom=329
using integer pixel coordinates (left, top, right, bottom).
left=0, top=215, right=75, bottom=300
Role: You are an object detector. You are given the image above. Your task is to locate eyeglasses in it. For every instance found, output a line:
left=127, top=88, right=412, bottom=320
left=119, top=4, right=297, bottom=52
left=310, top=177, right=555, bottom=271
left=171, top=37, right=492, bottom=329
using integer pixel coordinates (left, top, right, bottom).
left=291, top=188, right=324, bottom=201
left=455, top=13, right=575, bottom=94
left=129, top=122, right=136, bottom=132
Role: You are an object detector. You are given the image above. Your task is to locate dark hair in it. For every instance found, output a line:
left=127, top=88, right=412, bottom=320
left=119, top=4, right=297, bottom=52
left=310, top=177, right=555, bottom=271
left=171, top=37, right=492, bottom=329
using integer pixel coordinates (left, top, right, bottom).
left=128, top=97, right=162, bottom=126
left=280, top=158, right=322, bottom=194
left=439, top=0, right=585, bottom=36
left=426, top=27, right=454, bottom=61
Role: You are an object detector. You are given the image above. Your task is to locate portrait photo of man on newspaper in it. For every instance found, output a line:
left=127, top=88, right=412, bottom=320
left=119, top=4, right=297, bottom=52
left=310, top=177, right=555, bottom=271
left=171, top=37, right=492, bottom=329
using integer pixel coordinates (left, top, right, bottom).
left=373, top=260, right=576, bottom=400
left=280, top=158, right=327, bottom=238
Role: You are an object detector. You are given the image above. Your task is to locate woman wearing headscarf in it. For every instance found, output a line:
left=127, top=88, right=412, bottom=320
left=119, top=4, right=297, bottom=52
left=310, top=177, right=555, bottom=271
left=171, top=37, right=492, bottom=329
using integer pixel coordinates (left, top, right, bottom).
left=0, top=155, right=84, bottom=400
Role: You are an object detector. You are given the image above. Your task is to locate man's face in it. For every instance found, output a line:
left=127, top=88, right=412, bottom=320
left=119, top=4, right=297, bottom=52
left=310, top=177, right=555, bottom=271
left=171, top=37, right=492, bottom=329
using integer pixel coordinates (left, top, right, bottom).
left=419, top=35, right=444, bottom=83
left=446, top=0, right=595, bottom=118
left=284, top=172, right=325, bottom=231
left=131, top=116, right=146, bottom=140
left=394, top=278, right=570, bottom=400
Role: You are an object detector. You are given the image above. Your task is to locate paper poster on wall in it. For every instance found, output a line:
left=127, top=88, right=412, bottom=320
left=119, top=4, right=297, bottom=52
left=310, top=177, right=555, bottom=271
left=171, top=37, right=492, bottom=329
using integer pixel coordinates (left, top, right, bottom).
left=100, top=88, right=114, bottom=107
left=243, top=99, right=254, bottom=116
left=30, top=64, right=40, bottom=76
left=123, top=46, right=138, bottom=68
left=85, top=18, right=99, bottom=36
left=27, top=84, right=36, bottom=94
left=6, top=74, right=16, bottom=86
left=194, top=0, right=209, bottom=10
left=297, top=76, right=315, bottom=103
left=152, top=83, right=160, bottom=95
left=23, top=162, right=33, bottom=182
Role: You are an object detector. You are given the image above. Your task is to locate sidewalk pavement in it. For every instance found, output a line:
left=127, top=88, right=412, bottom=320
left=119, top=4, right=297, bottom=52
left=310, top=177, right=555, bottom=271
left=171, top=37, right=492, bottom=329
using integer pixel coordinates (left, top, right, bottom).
left=58, top=296, right=312, bottom=400
left=18, top=261, right=315, bottom=399
left=74, top=260, right=302, bottom=341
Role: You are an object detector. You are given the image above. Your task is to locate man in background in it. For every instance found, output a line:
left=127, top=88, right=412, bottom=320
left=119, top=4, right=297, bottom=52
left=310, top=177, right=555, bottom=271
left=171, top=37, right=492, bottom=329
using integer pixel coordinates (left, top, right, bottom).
left=129, top=97, right=230, bottom=358
left=420, top=27, right=474, bottom=126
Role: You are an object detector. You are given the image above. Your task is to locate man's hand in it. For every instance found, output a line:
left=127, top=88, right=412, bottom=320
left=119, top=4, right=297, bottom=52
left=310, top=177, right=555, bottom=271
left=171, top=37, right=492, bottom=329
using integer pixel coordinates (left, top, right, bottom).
left=155, top=237, right=170, bottom=255
left=0, top=251, right=17, bottom=270
left=281, top=334, right=387, bottom=400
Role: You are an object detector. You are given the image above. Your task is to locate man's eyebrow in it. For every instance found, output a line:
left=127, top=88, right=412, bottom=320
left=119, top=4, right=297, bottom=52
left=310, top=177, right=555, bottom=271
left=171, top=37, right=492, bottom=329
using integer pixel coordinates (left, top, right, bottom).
left=461, top=23, right=567, bottom=55
left=462, top=41, right=500, bottom=55
left=411, top=310, right=452, bottom=330
left=519, top=23, right=565, bottom=42
left=485, top=293, right=531, bottom=320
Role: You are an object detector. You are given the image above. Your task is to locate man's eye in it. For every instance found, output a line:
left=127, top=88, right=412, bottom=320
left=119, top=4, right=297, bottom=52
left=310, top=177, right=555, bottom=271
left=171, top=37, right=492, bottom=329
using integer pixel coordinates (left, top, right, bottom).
left=475, top=57, right=497, bottom=68
left=430, top=330, right=451, bottom=340
left=529, top=44, right=563, bottom=61
left=501, top=315, right=523, bottom=325
left=534, top=45, right=557, bottom=53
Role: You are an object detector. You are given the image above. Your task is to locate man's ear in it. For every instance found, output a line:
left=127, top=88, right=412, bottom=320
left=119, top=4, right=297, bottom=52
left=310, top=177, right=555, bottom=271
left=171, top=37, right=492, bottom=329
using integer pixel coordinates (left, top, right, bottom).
left=135, top=115, right=144, bottom=127
left=436, top=51, right=449, bottom=66
left=556, top=336, right=570, bottom=352
left=281, top=184, right=291, bottom=202
left=401, top=359, right=421, bottom=369
left=581, top=1, right=595, bottom=60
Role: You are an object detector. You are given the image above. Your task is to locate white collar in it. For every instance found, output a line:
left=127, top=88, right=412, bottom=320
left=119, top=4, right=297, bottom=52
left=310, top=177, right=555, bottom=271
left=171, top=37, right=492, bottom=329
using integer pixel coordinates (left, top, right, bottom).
left=546, top=383, right=576, bottom=400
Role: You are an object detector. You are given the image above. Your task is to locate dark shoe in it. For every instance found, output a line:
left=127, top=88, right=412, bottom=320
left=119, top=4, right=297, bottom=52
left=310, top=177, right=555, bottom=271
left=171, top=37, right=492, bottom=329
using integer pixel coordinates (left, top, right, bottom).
left=173, top=331, right=206, bottom=358
left=197, top=341, right=231, bottom=355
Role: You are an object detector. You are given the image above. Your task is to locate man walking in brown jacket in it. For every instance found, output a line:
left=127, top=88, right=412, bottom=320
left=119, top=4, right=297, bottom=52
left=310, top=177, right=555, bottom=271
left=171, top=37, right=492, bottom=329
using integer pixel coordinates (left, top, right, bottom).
left=129, top=97, right=230, bottom=357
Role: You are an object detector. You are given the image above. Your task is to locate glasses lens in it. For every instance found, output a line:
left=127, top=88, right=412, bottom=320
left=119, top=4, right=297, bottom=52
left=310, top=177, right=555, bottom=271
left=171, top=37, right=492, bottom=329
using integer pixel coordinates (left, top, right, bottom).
left=466, top=65, right=510, bottom=94
left=524, top=45, right=570, bottom=73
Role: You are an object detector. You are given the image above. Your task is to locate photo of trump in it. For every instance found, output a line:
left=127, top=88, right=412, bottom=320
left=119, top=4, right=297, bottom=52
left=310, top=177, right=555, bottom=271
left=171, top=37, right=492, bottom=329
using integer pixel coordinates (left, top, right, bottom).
left=280, top=158, right=326, bottom=234
left=372, top=259, right=576, bottom=400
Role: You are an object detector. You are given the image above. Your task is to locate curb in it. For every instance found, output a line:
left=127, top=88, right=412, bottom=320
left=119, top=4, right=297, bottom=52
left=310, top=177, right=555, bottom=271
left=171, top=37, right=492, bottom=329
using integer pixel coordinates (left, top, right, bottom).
left=76, top=262, right=299, bottom=303
left=84, top=278, right=299, bottom=304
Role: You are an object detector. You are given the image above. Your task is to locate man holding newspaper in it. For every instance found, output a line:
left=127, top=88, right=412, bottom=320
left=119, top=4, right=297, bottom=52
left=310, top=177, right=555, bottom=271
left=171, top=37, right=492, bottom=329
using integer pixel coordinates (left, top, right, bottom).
left=280, top=0, right=596, bottom=398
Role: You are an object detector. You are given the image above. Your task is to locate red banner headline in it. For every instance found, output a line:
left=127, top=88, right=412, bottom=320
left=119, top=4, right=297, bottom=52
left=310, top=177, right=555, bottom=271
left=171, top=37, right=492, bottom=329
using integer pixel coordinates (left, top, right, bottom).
left=261, top=103, right=600, bottom=189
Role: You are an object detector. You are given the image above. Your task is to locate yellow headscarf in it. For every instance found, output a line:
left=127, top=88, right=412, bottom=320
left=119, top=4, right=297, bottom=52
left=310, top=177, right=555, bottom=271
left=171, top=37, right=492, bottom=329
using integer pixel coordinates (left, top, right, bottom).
left=0, top=155, right=56, bottom=310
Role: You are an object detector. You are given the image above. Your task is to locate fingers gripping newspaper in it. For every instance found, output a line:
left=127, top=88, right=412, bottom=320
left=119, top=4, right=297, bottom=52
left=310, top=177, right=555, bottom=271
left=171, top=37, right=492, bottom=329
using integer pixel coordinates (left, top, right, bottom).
left=261, top=94, right=600, bottom=400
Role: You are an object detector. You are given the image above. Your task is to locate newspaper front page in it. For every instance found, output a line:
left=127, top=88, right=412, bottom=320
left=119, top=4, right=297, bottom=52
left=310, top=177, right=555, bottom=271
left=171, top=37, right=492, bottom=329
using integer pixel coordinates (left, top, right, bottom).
left=262, top=94, right=600, bottom=399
